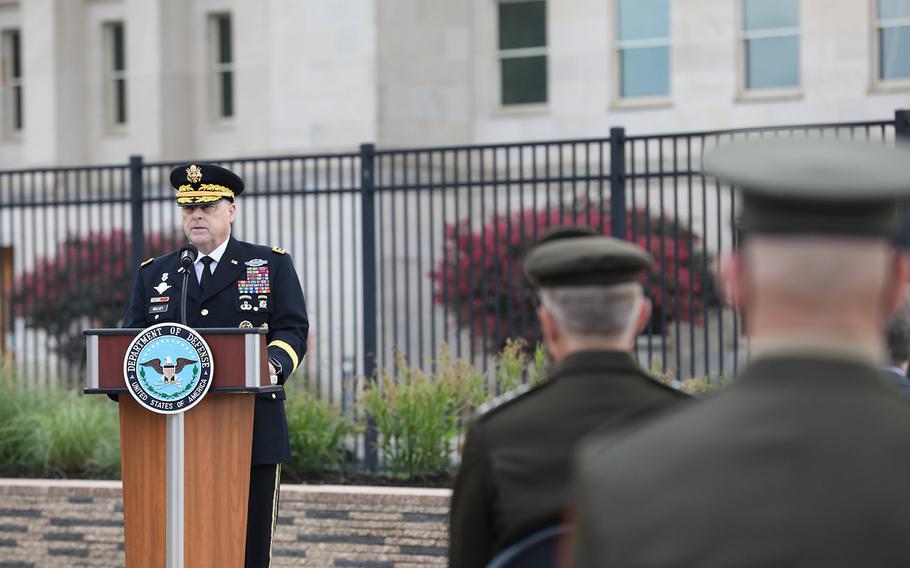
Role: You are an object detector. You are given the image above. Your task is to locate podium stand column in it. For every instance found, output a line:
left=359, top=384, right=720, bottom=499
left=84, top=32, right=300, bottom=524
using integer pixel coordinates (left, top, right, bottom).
left=166, top=413, right=185, bottom=568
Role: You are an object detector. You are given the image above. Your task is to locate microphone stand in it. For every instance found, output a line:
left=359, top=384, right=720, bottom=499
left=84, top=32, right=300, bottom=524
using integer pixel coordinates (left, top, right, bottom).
left=180, top=267, right=189, bottom=326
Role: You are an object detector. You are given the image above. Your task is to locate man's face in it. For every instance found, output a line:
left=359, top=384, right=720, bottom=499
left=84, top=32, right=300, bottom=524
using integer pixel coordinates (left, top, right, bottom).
left=181, top=200, right=236, bottom=254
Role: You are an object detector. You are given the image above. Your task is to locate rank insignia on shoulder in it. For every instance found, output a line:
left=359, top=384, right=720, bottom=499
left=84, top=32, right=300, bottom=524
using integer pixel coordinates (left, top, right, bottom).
left=245, top=258, right=268, bottom=267
left=475, top=383, right=533, bottom=417
left=140, top=257, right=154, bottom=267
left=271, top=246, right=287, bottom=255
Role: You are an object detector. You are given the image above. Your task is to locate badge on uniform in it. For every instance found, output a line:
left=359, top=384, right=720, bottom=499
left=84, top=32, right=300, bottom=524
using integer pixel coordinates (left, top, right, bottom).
left=149, top=304, right=168, bottom=314
left=245, top=259, right=267, bottom=267
left=154, top=281, right=172, bottom=294
left=238, top=294, right=254, bottom=311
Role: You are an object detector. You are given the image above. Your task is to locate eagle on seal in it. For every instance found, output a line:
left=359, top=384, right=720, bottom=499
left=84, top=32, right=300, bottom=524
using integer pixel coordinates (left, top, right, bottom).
left=140, top=356, right=198, bottom=383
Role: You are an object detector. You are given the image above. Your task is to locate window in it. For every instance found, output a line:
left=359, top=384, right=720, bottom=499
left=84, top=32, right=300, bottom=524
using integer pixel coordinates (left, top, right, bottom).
left=104, top=22, right=127, bottom=126
left=498, top=0, right=547, bottom=106
left=211, top=13, right=234, bottom=119
left=616, top=0, right=670, bottom=99
left=1, top=30, right=23, bottom=133
left=877, top=0, right=910, bottom=82
left=741, top=0, right=800, bottom=90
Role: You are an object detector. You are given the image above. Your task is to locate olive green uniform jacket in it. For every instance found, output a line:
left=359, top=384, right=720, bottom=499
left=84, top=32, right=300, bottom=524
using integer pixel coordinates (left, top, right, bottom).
left=448, top=350, right=689, bottom=568
left=573, top=354, right=910, bottom=568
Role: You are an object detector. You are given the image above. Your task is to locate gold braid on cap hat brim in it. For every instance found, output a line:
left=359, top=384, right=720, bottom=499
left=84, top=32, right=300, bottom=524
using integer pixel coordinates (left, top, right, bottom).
left=176, top=183, right=235, bottom=204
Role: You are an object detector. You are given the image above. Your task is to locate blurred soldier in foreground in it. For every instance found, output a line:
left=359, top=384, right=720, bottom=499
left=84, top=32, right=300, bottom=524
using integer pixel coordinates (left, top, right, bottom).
left=448, top=228, right=688, bottom=567
left=883, top=300, right=910, bottom=398
left=572, top=139, right=910, bottom=567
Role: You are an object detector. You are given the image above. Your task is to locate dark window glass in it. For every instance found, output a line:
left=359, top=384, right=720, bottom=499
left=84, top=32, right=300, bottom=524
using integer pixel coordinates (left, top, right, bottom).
left=498, top=1, right=546, bottom=50
left=9, top=30, right=22, bottom=130
left=221, top=71, right=234, bottom=117
left=112, top=24, right=125, bottom=72
left=217, top=15, right=232, bottom=64
left=10, top=31, right=20, bottom=79
left=115, top=79, right=127, bottom=124
left=501, top=55, right=547, bottom=105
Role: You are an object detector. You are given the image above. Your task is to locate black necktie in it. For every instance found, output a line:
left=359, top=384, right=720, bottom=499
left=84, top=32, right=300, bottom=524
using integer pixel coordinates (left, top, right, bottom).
left=199, top=256, right=214, bottom=292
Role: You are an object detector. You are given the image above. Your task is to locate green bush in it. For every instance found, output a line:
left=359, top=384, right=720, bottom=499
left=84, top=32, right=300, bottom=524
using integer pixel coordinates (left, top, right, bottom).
left=0, top=367, right=120, bottom=478
left=359, top=342, right=549, bottom=478
left=494, top=339, right=548, bottom=394
left=284, top=384, right=360, bottom=475
left=360, top=344, right=485, bottom=478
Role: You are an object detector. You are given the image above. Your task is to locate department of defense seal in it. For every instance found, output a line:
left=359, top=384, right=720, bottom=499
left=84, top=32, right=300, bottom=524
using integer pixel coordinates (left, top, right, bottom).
left=123, top=323, right=214, bottom=414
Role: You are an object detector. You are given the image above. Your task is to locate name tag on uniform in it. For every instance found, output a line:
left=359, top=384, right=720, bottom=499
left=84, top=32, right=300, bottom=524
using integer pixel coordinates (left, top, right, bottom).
left=149, top=304, right=169, bottom=314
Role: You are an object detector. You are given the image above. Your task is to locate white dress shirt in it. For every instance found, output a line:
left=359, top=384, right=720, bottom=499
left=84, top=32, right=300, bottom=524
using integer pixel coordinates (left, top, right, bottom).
left=193, top=238, right=230, bottom=283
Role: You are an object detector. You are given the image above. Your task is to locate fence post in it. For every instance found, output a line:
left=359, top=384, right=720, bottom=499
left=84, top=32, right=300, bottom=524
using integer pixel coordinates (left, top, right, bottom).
left=609, top=127, right=627, bottom=239
left=897, top=109, right=910, bottom=141
left=360, top=143, right=379, bottom=471
left=129, top=155, right=145, bottom=269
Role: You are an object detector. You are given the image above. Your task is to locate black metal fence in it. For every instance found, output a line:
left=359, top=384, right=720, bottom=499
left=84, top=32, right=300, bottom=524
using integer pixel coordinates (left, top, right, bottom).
left=1, top=110, right=908, bottom=397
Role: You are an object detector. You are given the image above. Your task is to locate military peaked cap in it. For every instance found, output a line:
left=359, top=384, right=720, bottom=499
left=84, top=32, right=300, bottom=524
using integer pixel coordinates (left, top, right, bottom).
left=170, top=163, right=245, bottom=206
left=704, top=138, right=910, bottom=238
left=524, top=233, right=653, bottom=288
left=533, top=225, right=597, bottom=247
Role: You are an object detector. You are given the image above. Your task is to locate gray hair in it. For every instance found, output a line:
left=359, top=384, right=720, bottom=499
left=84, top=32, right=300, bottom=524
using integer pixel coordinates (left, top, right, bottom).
left=539, top=283, right=644, bottom=341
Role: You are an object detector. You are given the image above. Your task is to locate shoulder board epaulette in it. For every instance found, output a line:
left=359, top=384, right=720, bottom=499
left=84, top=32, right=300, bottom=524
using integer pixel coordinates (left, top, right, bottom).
left=475, top=383, right=535, bottom=418
left=272, top=246, right=287, bottom=255
left=140, top=257, right=154, bottom=267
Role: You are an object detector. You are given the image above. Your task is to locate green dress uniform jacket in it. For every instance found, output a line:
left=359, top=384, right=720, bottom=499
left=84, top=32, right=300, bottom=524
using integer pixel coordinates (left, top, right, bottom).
left=123, top=236, right=309, bottom=465
left=448, top=350, right=688, bottom=568
left=574, top=354, right=910, bottom=568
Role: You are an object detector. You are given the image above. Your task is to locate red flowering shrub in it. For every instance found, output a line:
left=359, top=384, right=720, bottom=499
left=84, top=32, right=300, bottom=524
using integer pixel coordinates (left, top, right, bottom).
left=13, top=230, right=180, bottom=366
left=430, top=203, right=719, bottom=352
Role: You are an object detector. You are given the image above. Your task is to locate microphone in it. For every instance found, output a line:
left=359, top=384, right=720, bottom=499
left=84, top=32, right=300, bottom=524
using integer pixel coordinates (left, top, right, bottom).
left=178, top=244, right=198, bottom=270
left=177, top=244, right=198, bottom=326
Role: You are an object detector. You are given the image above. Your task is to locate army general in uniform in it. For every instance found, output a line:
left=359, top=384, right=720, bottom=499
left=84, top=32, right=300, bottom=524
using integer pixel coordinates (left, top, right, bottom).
left=572, top=139, right=910, bottom=567
left=447, top=228, right=689, bottom=567
left=123, top=164, right=308, bottom=567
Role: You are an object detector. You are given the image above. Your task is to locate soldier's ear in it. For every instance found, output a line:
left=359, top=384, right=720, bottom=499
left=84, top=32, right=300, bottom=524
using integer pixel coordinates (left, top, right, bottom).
left=539, top=306, right=561, bottom=349
left=718, top=252, right=745, bottom=312
left=633, top=297, right=652, bottom=337
left=227, top=202, right=237, bottom=223
left=885, top=252, right=910, bottom=316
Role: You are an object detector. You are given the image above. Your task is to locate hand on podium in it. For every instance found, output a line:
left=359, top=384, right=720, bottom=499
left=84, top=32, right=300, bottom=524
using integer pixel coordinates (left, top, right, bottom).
left=268, top=361, right=278, bottom=386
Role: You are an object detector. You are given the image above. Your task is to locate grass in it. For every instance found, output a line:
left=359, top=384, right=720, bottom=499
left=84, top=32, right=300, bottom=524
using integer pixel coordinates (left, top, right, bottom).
left=283, top=382, right=361, bottom=476
left=0, top=367, right=120, bottom=478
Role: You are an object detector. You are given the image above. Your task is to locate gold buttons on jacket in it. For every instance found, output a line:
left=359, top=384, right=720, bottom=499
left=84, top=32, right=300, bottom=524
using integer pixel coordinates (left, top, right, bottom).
left=201, top=308, right=209, bottom=316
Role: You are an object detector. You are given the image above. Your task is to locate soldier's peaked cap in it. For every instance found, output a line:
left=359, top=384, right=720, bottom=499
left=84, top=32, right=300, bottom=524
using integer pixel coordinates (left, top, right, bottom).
left=524, top=231, right=653, bottom=288
left=703, top=138, right=910, bottom=238
left=170, top=163, right=245, bottom=207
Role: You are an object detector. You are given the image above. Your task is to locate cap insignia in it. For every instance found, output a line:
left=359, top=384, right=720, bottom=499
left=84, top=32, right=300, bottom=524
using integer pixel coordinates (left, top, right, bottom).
left=186, top=165, right=203, bottom=184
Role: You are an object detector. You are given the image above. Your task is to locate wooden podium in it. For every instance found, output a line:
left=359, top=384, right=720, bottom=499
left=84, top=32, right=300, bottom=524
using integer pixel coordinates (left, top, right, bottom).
left=83, top=328, right=279, bottom=568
